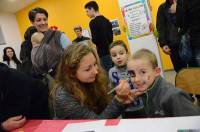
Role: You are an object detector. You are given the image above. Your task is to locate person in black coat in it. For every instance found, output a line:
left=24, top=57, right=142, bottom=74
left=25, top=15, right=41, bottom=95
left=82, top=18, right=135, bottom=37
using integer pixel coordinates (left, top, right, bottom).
left=171, top=0, right=200, bottom=67
left=20, top=26, right=37, bottom=75
left=0, top=62, right=49, bottom=131
left=84, top=1, right=113, bottom=72
left=156, top=0, right=186, bottom=72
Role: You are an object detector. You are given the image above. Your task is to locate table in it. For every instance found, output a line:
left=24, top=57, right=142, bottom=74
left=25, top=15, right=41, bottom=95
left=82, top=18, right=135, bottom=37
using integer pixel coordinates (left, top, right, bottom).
left=13, top=116, right=200, bottom=132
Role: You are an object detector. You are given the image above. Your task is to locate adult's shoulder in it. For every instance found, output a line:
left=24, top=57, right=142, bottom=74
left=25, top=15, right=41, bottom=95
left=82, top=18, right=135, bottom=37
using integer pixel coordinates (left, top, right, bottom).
left=55, top=85, right=72, bottom=98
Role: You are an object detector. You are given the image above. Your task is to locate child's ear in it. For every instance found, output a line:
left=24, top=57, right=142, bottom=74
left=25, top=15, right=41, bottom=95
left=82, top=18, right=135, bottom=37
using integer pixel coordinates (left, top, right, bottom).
left=155, top=67, right=161, bottom=76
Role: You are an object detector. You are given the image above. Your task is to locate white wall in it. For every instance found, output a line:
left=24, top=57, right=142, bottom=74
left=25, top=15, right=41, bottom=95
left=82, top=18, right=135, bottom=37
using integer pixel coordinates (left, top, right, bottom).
left=0, top=12, right=22, bottom=62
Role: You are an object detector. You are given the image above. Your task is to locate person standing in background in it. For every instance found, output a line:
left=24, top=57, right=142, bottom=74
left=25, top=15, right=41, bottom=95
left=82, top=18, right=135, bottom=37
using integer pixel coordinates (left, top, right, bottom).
left=171, top=0, right=200, bottom=67
left=28, top=7, right=71, bottom=77
left=156, top=0, right=186, bottom=72
left=84, top=1, right=113, bottom=72
left=2, top=47, right=21, bottom=70
left=72, top=26, right=90, bottom=43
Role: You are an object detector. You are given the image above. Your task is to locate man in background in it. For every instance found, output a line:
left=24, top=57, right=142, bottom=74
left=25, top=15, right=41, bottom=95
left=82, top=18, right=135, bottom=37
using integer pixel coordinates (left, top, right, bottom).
left=72, top=26, right=90, bottom=43
left=156, top=0, right=186, bottom=72
left=173, top=0, right=200, bottom=67
left=84, top=1, right=113, bottom=72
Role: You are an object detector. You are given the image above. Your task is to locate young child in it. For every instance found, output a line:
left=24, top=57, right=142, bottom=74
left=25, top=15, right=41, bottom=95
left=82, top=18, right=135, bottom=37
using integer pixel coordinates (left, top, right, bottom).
left=109, top=40, right=144, bottom=118
left=127, top=48, right=200, bottom=117
left=31, top=32, right=44, bottom=48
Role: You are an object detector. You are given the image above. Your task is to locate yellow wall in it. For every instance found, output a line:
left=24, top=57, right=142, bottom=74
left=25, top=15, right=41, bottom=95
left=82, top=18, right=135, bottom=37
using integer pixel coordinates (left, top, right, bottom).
left=16, top=0, right=173, bottom=70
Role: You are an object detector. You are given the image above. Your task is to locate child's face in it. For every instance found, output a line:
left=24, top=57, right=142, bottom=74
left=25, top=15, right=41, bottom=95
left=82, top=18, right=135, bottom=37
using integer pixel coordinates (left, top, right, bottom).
left=76, top=52, right=99, bottom=83
left=110, top=45, right=128, bottom=67
left=127, top=58, right=160, bottom=92
left=74, top=29, right=82, bottom=38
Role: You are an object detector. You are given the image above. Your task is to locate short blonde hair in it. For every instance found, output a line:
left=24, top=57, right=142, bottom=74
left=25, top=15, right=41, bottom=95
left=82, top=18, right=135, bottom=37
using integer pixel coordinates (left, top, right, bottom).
left=31, top=32, right=44, bottom=45
left=131, top=48, right=158, bottom=68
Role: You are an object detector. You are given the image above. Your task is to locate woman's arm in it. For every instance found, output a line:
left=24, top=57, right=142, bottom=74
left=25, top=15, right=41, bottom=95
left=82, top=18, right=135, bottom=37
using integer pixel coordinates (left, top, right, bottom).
left=60, top=33, right=72, bottom=49
left=54, top=87, right=125, bottom=119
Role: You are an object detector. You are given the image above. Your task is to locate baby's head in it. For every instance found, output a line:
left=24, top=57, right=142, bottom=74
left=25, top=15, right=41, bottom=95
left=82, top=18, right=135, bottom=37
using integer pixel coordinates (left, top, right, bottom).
left=109, top=40, right=128, bottom=67
left=31, top=32, right=44, bottom=47
left=127, top=49, right=161, bottom=92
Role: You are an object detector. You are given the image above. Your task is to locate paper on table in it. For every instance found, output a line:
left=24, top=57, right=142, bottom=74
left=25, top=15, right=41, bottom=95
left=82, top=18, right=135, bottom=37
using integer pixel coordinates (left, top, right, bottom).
left=62, top=120, right=107, bottom=132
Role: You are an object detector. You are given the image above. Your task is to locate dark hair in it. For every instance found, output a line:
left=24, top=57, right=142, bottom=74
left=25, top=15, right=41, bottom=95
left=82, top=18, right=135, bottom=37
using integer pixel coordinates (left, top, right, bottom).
left=28, top=7, right=48, bottom=22
left=109, top=40, right=128, bottom=53
left=84, top=1, right=99, bottom=11
left=20, top=26, right=37, bottom=61
left=3, top=47, right=21, bottom=66
left=24, top=26, right=37, bottom=40
left=165, top=0, right=174, bottom=7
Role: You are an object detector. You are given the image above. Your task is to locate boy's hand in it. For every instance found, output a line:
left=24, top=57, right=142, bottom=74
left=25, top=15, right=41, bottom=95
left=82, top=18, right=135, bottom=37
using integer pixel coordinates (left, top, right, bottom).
left=2, top=115, right=26, bottom=131
left=130, top=89, right=144, bottom=98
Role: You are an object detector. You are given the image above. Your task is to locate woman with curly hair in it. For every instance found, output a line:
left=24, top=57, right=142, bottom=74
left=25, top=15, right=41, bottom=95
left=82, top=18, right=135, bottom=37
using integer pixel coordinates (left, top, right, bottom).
left=52, top=43, right=134, bottom=119
left=3, top=47, right=21, bottom=70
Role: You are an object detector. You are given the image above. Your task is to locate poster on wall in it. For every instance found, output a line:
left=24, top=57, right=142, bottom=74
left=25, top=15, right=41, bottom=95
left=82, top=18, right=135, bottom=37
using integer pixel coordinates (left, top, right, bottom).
left=111, top=19, right=121, bottom=36
left=121, top=1, right=150, bottom=39
left=118, top=0, right=164, bottom=77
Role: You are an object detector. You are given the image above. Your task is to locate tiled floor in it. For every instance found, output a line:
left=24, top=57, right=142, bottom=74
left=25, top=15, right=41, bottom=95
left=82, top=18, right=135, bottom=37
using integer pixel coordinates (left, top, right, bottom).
left=163, top=70, right=176, bottom=85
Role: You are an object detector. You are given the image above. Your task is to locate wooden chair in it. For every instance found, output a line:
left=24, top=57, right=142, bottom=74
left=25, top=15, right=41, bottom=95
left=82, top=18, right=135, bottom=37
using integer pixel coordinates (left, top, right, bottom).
left=175, top=68, right=200, bottom=105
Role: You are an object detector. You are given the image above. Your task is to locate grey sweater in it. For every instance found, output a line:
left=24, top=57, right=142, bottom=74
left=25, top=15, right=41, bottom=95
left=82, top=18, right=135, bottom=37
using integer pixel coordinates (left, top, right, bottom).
left=54, top=86, right=125, bottom=119
left=141, top=76, right=200, bottom=117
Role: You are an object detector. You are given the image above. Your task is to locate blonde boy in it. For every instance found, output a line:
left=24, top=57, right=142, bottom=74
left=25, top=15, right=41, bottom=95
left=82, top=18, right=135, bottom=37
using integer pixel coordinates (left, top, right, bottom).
left=127, top=48, right=200, bottom=117
left=31, top=32, right=44, bottom=65
left=31, top=32, right=44, bottom=48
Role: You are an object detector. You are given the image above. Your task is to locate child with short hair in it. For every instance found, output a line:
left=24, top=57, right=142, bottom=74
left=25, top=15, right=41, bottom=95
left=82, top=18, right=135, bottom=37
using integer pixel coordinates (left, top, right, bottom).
left=31, top=32, right=44, bottom=48
left=127, top=48, right=200, bottom=117
left=109, top=40, right=144, bottom=118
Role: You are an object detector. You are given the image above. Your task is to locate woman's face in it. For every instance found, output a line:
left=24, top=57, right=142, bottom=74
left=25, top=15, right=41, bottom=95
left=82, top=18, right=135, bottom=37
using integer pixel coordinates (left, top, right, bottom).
left=32, top=13, right=48, bottom=33
left=76, top=52, right=99, bottom=83
left=6, top=48, right=14, bottom=59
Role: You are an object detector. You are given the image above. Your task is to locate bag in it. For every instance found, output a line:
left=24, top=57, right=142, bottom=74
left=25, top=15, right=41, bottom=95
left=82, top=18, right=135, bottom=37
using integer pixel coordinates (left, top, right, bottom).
left=179, top=32, right=192, bottom=63
left=32, top=30, right=63, bottom=76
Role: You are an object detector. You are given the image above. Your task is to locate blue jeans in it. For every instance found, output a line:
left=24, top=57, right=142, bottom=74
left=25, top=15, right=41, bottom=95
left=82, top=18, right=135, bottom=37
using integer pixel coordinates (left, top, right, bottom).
left=100, top=55, right=113, bottom=73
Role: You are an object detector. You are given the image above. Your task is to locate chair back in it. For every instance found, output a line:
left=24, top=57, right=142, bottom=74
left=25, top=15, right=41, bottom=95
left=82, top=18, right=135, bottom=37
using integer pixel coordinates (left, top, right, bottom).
left=175, top=68, right=200, bottom=95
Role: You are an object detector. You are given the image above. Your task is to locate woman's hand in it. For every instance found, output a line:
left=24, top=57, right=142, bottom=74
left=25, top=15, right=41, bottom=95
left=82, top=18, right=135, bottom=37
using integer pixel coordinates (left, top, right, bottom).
left=1, top=115, right=26, bottom=131
left=115, top=80, right=134, bottom=104
left=115, top=80, right=145, bottom=104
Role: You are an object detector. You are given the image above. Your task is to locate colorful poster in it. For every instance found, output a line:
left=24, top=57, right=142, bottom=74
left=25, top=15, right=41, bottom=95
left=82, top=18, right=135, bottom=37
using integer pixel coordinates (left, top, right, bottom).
left=122, top=1, right=150, bottom=39
left=111, top=19, right=121, bottom=36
